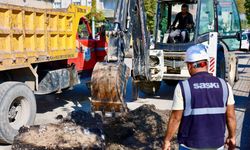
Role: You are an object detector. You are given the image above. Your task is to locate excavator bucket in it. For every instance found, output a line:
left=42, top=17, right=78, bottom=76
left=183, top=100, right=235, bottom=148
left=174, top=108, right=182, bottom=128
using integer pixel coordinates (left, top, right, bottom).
left=91, top=62, right=130, bottom=113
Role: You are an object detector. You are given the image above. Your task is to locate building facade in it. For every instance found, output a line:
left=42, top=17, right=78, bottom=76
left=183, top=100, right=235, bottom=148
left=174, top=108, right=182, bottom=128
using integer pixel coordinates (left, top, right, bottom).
left=52, top=0, right=117, bottom=19
left=96, top=0, right=117, bottom=19
left=53, top=0, right=91, bottom=8
left=0, top=0, right=53, bottom=8
left=52, top=0, right=117, bottom=20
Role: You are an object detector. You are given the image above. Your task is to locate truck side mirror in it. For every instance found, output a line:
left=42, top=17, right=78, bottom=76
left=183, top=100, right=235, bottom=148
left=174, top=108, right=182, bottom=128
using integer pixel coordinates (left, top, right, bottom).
left=236, top=31, right=241, bottom=41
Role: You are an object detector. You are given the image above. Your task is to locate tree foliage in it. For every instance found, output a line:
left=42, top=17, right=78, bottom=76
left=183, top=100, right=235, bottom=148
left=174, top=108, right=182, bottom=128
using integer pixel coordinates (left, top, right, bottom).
left=235, top=0, right=249, bottom=28
left=144, top=0, right=157, bottom=34
left=236, top=0, right=246, bottom=14
left=245, top=0, right=250, bottom=24
left=86, top=0, right=106, bottom=23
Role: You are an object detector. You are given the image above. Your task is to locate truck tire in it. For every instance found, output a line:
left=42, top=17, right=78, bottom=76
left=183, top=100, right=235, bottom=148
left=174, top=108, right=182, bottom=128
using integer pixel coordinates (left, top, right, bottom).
left=138, top=81, right=161, bottom=95
left=0, top=82, right=36, bottom=144
left=226, top=53, right=237, bottom=86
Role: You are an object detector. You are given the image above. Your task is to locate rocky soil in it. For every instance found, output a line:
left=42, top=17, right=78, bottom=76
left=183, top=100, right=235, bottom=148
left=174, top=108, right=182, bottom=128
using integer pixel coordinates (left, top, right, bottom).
left=12, top=123, right=104, bottom=150
left=12, top=104, right=178, bottom=150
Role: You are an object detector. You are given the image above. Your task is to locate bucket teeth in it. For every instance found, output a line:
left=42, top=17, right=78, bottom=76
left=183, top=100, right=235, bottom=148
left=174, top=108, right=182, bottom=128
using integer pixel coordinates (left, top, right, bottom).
left=91, top=62, right=130, bottom=113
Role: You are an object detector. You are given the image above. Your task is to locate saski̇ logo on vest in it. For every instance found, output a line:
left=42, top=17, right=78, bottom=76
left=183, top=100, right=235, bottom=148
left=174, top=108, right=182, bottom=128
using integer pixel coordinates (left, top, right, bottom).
left=193, top=82, right=220, bottom=89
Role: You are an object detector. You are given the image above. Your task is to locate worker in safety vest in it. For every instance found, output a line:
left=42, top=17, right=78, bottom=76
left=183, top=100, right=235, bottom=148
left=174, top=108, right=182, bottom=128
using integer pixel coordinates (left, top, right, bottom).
left=163, top=44, right=236, bottom=150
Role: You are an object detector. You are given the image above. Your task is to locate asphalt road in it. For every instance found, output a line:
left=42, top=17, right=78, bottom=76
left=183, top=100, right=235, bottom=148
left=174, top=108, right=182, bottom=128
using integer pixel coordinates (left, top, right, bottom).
left=35, top=58, right=176, bottom=125
left=232, top=52, right=250, bottom=149
left=0, top=51, right=249, bottom=150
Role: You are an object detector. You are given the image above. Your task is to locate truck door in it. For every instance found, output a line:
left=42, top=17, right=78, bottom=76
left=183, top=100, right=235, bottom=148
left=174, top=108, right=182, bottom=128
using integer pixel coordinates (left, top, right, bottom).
left=68, top=17, right=96, bottom=72
left=217, top=0, right=241, bottom=50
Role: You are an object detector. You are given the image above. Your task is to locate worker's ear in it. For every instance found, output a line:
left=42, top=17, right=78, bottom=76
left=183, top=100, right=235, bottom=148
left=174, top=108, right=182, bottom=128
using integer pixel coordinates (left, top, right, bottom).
left=187, top=63, right=192, bottom=70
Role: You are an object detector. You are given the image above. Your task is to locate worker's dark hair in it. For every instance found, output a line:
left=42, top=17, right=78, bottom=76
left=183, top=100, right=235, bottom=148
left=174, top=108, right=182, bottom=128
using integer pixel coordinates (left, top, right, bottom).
left=182, top=4, right=188, bottom=9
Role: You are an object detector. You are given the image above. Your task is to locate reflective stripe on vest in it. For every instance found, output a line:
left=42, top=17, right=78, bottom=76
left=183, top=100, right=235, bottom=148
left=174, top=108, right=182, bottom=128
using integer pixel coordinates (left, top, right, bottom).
left=182, top=78, right=228, bottom=116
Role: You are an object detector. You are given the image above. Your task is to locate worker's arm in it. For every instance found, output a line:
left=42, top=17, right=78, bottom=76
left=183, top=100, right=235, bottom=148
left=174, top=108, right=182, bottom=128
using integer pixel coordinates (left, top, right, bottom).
left=187, top=14, right=194, bottom=29
left=172, top=13, right=179, bottom=28
left=163, top=110, right=183, bottom=150
left=225, top=83, right=236, bottom=150
left=163, top=84, right=184, bottom=150
left=225, top=104, right=236, bottom=150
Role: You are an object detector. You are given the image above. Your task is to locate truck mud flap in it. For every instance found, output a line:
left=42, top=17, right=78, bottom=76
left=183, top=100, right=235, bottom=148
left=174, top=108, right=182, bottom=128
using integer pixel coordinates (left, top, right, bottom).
left=91, top=62, right=130, bottom=113
left=36, top=65, right=79, bottom=95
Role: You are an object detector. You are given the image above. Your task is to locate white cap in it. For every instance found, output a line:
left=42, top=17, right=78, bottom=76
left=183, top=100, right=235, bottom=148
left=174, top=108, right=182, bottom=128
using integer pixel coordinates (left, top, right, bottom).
left=184, top=44, right=209, bottom=63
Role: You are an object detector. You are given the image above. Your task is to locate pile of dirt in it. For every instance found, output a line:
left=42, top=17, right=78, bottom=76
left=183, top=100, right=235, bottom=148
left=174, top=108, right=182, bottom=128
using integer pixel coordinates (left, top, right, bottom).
left=12, top=122, right=104, bottom=150
left=12, top=111, right=104, bottom=150
left=104, top=104, right=178, bottom=150
left=12, top=104, right=178, bottom=150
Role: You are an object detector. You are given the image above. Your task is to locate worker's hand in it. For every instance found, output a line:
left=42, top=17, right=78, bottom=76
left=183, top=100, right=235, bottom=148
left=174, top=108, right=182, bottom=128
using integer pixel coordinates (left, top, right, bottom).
left=186, top=24, right=192, bottom=29
left=170, top=25, right=175, bottom=30
left=162, top=140, right=171, bottom=150
left=225, top=137, right=236, bottom=150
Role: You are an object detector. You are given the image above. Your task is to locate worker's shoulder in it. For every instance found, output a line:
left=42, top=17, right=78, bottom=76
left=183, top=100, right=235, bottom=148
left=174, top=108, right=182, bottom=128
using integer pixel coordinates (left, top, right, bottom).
left=176, top=80, right=186, bottom=87
left=187, top=12, right=193, bottom=17
left=216, top=76, right=227, bottom=83
left=176, top=12, right=182, bottom=16
left=212, top=76, right=232, bottom=89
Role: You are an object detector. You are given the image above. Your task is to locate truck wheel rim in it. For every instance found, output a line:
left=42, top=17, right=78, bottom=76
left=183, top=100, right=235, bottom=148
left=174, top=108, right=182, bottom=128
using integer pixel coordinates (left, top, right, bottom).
left=8, top=96, right=29, bottom=130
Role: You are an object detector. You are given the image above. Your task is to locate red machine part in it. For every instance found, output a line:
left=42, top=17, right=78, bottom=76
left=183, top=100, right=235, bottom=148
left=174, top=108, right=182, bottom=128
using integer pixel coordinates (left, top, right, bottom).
left=67, top=17, right=107, bottom=72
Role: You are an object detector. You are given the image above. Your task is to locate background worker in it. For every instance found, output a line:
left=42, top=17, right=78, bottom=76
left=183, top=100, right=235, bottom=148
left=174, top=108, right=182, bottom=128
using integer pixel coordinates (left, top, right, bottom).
left=163, top=44, right=236, bottom=150
left=169, top=4, right=194, bottom=43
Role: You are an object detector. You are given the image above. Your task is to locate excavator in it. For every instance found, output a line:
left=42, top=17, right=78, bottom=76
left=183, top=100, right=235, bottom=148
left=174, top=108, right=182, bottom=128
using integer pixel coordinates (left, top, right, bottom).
left=91, top=0, right=149, bottom=113
left=90, top=0, right=241, bottom=113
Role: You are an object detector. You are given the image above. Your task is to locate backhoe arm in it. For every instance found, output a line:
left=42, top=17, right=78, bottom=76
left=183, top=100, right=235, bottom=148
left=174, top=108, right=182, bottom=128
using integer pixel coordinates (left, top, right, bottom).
left=107, top=0, right=150, bottom=79
left=91, top=0, right=150, bottom=113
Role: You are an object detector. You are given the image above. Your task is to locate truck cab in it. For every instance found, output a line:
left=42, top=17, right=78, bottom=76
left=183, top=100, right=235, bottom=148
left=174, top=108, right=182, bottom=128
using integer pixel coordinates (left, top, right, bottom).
left=65, top=3, right=107, bottom=76
left=68, top=17, right=107, bottom=82
left=148, top=0, right=241, bottom=86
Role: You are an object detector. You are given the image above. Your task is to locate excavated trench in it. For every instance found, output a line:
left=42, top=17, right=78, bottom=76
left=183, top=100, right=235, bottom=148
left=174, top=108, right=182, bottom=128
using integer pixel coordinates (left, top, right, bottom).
left=12, top=105, right=178, bottom=150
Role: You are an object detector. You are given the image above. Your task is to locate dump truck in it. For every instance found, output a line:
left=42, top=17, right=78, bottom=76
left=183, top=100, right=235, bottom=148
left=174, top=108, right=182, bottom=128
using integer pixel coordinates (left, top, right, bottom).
left=91, top=0, right=241, bottom=111
left=0, top=3, right=107, bottom=144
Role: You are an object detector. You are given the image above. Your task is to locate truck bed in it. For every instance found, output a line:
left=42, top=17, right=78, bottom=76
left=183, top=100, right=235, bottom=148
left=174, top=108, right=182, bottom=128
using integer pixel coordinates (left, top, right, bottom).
left=0, top=3, right=89, bottom=71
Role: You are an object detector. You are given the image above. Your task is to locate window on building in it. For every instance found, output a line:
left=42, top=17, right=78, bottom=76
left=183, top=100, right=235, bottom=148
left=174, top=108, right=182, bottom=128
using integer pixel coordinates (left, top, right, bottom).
left=73, top=2, right=81, bottom=5
left=37, top=0, right=54, bottom=2
left=72, top=0, right=81, bottom=5
left=103, top=0, right=117, bottom=10
left=53, top=2, right=61, bottom=8
left=87, top=0, right=92, bottom=6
